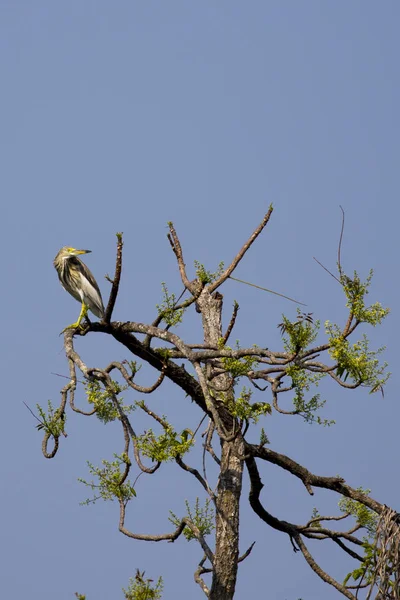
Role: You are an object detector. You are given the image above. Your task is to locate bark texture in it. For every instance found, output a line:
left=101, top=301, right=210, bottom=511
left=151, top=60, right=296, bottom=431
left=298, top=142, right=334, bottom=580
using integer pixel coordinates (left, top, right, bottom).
left=197, top=290, right=244, bottom=600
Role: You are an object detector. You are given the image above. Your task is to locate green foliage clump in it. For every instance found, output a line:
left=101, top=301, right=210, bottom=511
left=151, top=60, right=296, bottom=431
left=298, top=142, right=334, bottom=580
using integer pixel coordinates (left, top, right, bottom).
left=79, top=453, right=136, bottom=505
left=156, top=282, right=184, bottom=327
left=343, top=540, right=376, bottom=588
left=279, top=310, right=320, bottom=353
left=259, top=428, right=270, bottom=446
left=36, top=400, right=66, bottom=437
left=194, top=260, right=224, bottom=284
left=340, top=270, right=389, bottom=325
left=326, top=324, right=389, bottom=392
left=123, top=571, right=163, bottom=600
left=85, top=380, right=134, bottom=424
left=127, top=360, right=141, bottom=376
left=338, top=489, right=378, bottom=536
left=75, top=572, right=163, bottom=600
left=169, top=498, right=215, bottom=542
left=218, top=339, right=259, bottom=379
left=286, top=365, right=333, bottom=426
left=226, top=387, right=271, bottom=423
left=155, top=348, right=172, bottom=362
left=135, top=412, right=194, bottom=462
left=309, top=507, right=322, bottom=528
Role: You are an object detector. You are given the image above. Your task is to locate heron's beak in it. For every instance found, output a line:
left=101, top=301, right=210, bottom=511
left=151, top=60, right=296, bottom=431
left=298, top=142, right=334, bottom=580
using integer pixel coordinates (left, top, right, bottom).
left=75, top=249, right=92, bottom=255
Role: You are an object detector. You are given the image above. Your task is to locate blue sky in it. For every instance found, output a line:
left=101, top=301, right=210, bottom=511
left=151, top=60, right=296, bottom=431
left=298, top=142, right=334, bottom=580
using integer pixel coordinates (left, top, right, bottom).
left=1, top=2, right=399, bottom=599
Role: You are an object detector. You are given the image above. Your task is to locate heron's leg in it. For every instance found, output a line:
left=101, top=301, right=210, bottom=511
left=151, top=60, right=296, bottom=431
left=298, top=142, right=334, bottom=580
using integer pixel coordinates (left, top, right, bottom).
left=75, top=303, right=88, bottom=327
left=61, top=303, right=89, bottom=333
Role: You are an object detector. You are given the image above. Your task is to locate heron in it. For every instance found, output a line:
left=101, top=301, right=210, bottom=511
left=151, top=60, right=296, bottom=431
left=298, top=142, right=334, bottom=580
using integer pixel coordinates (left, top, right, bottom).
left=54, top=246, right=105, bottom=330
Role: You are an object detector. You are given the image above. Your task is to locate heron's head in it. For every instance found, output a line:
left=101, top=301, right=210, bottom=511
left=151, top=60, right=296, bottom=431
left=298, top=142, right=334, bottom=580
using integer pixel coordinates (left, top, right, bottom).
left=56, top=246, right=92, bottom=260
left=54, top=247, right=92, bottom=273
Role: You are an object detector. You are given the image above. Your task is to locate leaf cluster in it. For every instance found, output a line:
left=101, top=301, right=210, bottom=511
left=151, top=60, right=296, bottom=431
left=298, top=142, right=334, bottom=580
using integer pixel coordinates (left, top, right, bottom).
left=279, top=310, right=320, bottom=353
left=343, top=540, right=376, bottom=588
left=36, top=400, right=66, bottom=437
left=169, top=498, right=215, bottom=542
left=156, top=282, right=185, bottom=327
left=326, top=325, right=389, bottom=392
left=194, top=260, right=224, bottom=284
left=218, top=340, right=259, bottom=379
left=286, top=366, right=333, bottom=426
left=76, top=572, right=163, bottom=600
left=309, top=507, right=322, bottom=528
left=123, top=571, right=163, bottom=600
left=79, top=453, right=136, bottom=504
left=226, top=387, right=271, bottom=424
left=135, top=418, right=194, bottom=462
left=259, top=428, right=270, bottom=446
left=85, top=380, right=134, bottom=424
left=338, top=489, right=378, bottom=536
left=341, top=270, right=389, bottom=325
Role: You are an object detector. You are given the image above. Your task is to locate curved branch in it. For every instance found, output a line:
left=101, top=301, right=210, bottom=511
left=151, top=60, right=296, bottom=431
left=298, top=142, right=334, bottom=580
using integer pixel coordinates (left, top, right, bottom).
left=194, top=555, right=210, bottom=597
left=331, top=537, right=364, bottom=562
left=305, top=512, right=351, bottom=527
left=248, top=444, right=384, bottom=514
left=294, top=534, right=357, bottom=600
left=176, top=455, right=215, bottom=500
left=42, top=362, right=72, bottom=457
left=82, top=366, right=161, bottom=475
left=88, top=322, right=208, bottom=413
left=104, top=361, right=166, bottom=394
left=245, top=456, right=299, bottom=536
left=42, top=432, right=59, bottom=459
left=119, top=502, right=214, bottom=564
left=66, top=359, right=96, bottom=416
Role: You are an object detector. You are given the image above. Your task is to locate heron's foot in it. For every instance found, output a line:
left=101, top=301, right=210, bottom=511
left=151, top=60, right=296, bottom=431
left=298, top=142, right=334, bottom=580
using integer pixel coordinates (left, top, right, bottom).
left=60, top=321, right=85, bottom=334
left=60, top=304, right=89, bottom=334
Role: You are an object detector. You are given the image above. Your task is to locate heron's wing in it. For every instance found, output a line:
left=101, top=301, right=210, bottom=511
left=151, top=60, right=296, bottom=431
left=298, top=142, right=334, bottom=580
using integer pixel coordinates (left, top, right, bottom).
left=77, top=259, right=105, bottom=318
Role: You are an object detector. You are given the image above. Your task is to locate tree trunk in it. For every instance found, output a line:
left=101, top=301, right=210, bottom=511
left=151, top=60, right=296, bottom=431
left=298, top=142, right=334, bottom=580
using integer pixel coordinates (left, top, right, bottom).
left=197, top=290, right=244, bottom=600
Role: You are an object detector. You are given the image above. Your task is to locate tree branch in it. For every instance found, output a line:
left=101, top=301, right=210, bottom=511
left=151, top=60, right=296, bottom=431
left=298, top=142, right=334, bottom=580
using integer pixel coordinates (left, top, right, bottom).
left=248, top=444, right=384, bottom=514
left=104, top=233, right=123, bottom=323
left=222, top=301, right=239, bottom=344
left=119, top=503, right=214, bottom=564
left=209, top=206, right=274, bottom=293
left=194, top=555, right=210, bottom=597
left=294, top=534, right=357, bottom=600
left=167, top=222, right=196, bottom=293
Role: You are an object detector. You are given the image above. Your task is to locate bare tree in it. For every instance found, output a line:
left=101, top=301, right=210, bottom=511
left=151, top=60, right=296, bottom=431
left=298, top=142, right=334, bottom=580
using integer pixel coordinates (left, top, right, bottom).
left=39, top=208, right=397, bottom=600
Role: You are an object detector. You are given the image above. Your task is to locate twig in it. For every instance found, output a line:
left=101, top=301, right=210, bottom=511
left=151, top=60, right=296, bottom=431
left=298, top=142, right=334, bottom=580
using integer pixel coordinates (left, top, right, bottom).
left=338, top=205, right=345, bottom=276
left=194, top=556, right=210, bottom=597
left=167, top=223, right=194, bottom=292
left=104, top=233, right=123, bottom=323
left=209, top=206, right=274, bottom=293
left=295, top=535, right=356, bottom=600
left=23, top=401, right=44, bottom=428
left=222, top=301, right=240, bottom=344
left=176, top=455, right=215, bottom=501
left=229, top=276, right=306, bottom=306
left=51, top=371, right=85, bottom=385
left=313, top=256, right=341, bottom=284
left=238, top=541, right=256, bottom=563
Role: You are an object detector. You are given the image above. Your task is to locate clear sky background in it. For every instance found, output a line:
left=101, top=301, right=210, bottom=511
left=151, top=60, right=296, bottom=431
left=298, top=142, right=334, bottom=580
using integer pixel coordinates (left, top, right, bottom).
left=1, top=2, right=399, bottom=599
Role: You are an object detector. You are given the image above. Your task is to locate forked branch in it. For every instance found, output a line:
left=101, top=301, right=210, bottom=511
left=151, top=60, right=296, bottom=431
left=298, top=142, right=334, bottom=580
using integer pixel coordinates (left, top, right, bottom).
left=209, top=205, right=274, bottom=293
